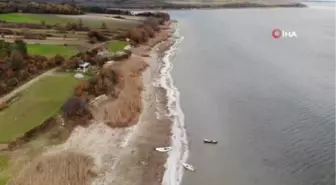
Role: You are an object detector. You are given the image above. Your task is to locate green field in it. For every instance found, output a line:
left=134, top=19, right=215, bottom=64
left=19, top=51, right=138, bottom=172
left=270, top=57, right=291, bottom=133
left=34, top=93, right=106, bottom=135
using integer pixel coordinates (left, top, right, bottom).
left=28, top=44, right=78, bottom=58
left=107, top=40, right=128, bottom=52
left=0, top=155, right=8, bottom=172
left=0, top=13, right=99, bottom=28
left=0, top=177, right=8, bottom=185
left=0, top=13, right=69, bottom=24
left=0, top=155, right=9, bottom=185
left=0, top=73, right=80, bottom=142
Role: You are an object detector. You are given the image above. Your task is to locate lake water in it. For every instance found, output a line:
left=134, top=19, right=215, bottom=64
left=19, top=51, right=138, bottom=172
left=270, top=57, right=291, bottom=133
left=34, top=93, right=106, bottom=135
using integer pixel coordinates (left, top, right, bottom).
left=169, top=3, right=335, bottom=185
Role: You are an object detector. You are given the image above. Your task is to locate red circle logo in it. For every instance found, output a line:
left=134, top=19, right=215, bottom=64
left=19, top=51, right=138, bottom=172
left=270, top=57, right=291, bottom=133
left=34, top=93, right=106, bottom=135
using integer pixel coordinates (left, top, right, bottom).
left=272, top=29, right=282, bottom=39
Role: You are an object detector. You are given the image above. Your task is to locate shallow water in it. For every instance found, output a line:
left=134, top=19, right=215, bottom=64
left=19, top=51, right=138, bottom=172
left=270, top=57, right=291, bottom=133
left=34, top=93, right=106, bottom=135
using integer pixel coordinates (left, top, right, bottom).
left=169, top=4, right=335, bottom=185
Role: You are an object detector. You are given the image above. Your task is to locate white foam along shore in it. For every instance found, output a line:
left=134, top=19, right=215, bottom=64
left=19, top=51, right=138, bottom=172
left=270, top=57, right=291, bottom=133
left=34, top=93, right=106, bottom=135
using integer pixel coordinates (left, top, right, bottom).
left=159, top=22, right=189, bottom=185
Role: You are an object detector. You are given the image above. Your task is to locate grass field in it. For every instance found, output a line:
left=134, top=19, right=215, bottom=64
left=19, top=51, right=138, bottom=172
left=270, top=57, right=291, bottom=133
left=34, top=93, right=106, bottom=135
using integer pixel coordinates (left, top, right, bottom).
left=0, top=155, right=9, bottom=185
left=0, top=73, right=80, bottom=142
left=0, top=13, right=69, bottom=24
left=107, top=40, right=127, bottom=52
left=0, top=155, right=8, bottom=171
left=0, top=176, right=8, bottom=185
left=28, top=44, right=78, bottom=58
left=0, top=13, right=99, bottom=28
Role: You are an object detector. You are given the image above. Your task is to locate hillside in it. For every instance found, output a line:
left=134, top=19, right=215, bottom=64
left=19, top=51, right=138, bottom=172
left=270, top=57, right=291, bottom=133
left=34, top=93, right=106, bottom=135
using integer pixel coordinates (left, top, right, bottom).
left=27, top=0, right=307, bottom=9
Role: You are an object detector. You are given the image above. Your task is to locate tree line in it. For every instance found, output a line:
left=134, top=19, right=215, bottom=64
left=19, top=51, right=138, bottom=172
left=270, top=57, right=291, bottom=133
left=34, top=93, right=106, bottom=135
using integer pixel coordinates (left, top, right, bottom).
left=0, top=2, right=83, bottom=14
left=0, top=39, right=66, bottom=96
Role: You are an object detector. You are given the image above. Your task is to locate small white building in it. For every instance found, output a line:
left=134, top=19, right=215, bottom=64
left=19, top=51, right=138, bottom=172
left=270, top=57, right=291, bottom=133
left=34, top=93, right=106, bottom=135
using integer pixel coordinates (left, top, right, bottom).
left=78, top=62, right=90, bottom=73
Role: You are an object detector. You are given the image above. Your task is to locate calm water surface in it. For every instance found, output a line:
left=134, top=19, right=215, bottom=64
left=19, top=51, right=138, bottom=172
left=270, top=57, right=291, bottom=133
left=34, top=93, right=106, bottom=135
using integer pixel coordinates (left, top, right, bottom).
left=170, top=4, right=335, bottom=185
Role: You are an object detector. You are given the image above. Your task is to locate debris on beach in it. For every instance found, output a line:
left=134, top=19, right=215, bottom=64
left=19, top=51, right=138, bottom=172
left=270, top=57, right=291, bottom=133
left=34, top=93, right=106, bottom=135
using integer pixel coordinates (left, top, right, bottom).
left=74, top=73, right=84, bottom=79
left=140, top=161, right=148, bottom=165
left=203, top=139, right=218, bottom=144
left=155, top=146, right=172, bottom=152
left=182, top=163, right=196, bottom=172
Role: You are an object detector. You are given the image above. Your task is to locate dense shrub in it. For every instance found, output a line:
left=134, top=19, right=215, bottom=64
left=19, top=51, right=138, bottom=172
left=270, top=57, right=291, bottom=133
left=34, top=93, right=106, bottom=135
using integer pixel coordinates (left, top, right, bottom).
left=0, top=2, right=83, bottom=14
left=0, top=29, right=14, bottom=35
left=94, top=55, right=107, bottom=68
left=18, top=70, right=30, bottom=81
left=141, top=25, right=155, bottom=38
left=23, top=33, right=47, bottom=40
left=126, top=27, right=148, bottom=45
left=61, top=96, right=91, bottom=119
left=0, top=82, right=8, bottom=95
left=87, top=30, right=109, bottom=42
left=27, top=65, right=37, bottom=74
left=13, top=39, right=28, bottom=57
left=0, top=40, right=13, bottom=57
left=143, top=18, right=160, bottom=32
left=0, top=39, right=77, bottom=97
left=53, top=54, right=65, bottom=65
left=10, top=50, right=24, bottom=71
left=63, top=58, right=79, bottom=70
left=7, top=77, right=19, bottom=87
left=74, top=80, right=90, bottom=97
left=5, top=68, right=15, bottom=79
left=64, top=22, right=90, bottom=31
left=136, top=12, right=170, bottom=23
left=83, top=7, right=133, bottom=15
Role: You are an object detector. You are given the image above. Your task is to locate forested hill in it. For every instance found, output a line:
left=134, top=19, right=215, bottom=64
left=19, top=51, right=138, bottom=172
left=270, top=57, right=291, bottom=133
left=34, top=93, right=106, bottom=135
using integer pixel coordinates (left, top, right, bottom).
left=2, top=0, right=307, bottom=9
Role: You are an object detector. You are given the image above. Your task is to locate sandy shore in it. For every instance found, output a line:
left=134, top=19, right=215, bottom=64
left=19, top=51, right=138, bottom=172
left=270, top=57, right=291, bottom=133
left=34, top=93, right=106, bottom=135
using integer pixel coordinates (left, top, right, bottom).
left=9, top=21, right=176, bottom=185
left=101, top=22, right=175, bottom=185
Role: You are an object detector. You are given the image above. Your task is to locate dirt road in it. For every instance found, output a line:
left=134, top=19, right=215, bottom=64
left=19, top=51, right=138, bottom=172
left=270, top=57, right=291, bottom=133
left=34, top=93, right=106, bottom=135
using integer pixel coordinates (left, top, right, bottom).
left=0, top=68, right=58, bottom=105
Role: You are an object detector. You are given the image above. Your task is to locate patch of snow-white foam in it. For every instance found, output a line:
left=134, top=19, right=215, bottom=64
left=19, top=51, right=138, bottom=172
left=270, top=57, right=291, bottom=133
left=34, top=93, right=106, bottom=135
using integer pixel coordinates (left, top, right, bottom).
left=160, top=22, right=189, bottom=185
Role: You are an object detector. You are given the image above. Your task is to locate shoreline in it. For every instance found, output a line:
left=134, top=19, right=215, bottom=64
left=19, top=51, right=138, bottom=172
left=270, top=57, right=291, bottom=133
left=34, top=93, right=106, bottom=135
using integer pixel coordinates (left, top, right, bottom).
left=158, top=24, right=189, bottom=185
left=5, top=20, right=179, bottom=185
left=104, top=21, right=182, bottom=185
left=82, top=2, right=307, bottom=11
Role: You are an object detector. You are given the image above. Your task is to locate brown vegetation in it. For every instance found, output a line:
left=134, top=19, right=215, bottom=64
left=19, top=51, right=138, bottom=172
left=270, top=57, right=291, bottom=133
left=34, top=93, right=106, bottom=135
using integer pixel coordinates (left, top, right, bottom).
left=87, top=30, right=109, bottom=43
left=126, top=15, right=169, bottom=45
left=126, top=27, right=148, bottom=45
left=144, top=18, right=161, bottom=31
left=103, top=56, right=148, bottom=127
left=83, top=7, right=133, bottom=15
left=0, top=12, right=173, bottom=185
left=58, top=15, right=171, bottom=127
left=61, top=90, right=93, bottom=127
left=0, top=2, right=83, bottom=14
left=113, top=15, right=125, bottom=19
left=141, top=24, right=155, bottom=38
left=8, top=152, right=95, bottom=185
left=64, top=53, right=148, bottom=128
left=136, top=12, right=170, bottom=24
left=0, top=39, right=67, bottom=97
left=0, top=22, right=53, bottom=30
left=62, top=96, right=90, bottom=117
left=65, top=21, right=90, bottom=32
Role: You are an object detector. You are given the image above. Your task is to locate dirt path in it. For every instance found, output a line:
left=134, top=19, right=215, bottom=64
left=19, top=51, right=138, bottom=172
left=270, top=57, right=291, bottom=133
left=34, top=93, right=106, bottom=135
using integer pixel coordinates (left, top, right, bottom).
left=0, top=68, right=58, bottom=105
